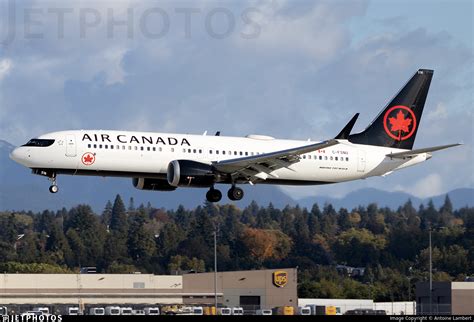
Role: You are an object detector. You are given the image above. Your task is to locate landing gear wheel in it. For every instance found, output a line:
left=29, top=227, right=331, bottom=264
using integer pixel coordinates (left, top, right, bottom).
left=206, top=188, right=222, bottom=203
left=48, top=173, right=58, bottom=193
left=228, top=187, right=244, bottom=201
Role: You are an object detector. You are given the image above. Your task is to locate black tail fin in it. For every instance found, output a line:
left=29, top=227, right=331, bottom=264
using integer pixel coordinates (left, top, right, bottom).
left=349, top=69, right=433, bottom=150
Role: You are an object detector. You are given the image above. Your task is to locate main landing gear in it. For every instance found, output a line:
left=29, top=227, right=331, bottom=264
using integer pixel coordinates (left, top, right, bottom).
left=205, top=186, right=244, bottom=203
left=48, top=173, right=59, bottom=194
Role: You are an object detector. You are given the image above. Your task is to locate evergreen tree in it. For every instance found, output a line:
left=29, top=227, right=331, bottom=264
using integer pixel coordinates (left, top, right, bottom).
left=110, top=195, right=128, bottom=237
left=101, top=200, right=113, bottom=227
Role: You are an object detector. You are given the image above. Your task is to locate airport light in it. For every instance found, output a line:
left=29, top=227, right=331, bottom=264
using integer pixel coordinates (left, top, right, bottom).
left=213, top=223, right=219, bottom=311
left=429, top=227, right=432, bottom=315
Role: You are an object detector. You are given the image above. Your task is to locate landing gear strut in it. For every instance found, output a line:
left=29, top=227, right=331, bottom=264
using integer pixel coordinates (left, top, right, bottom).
left=48, top=173, right=59, bottom=194
left=206, top=187, right=222, bottom=203
left=228, top=186, right=244, bottom=201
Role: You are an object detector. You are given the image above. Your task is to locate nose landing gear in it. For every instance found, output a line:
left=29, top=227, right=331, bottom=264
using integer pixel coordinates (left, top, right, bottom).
left=48, top=174, right=59, bottom=194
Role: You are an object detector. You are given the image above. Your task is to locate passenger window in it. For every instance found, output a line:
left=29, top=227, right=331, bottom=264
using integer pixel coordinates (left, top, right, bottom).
left=193, top=149, right=196, bottom=153
left=171, top=148, right=174, bottom=152
left=153, top=147, right=156, bottom=152
left=110, top=145, right=113, bottom=150
left=188, top=149, right=191, bottom=153
left=116, top=145, right=120, bottom=149
left=245, top=152, right=248, bottom=156
left=147, top=147, right=150, bottom=151
left=319, top=156, right=322, bottom=160
left=128, top=146, right=132, bottom=150
left=99, top=144, right=102, bottom=149
left=330, top=156, right=333, bottom=160
left=159, top=147, right=162, bottom=152
left=346, top=157, right=349, bottom=161
left=239, top=152, right=243, bottom=156
left=140, top=146, right=144, bottom=151
left=134, top=146, right=138, bottom=151
left=88, top=144, right=91, bottom=148
left=325, top=156, right=328, bottom=160
left=335, top=157, right=338, bottom=161
left=199, top=149, right=202, bottom=153
left=122, top=146, right=125, bottom=150
left=216, top=150, right=219, bottom=155
left=93, top=144, right=97, bottom=148
left=209, top=150, right=213, bottom=154
left=251, top=152, right=254, bottom=156
left=183, top=148, right=186, bottom=153
left=234, top=151, right=237, bottom=155
left=222, top=151, right=226, bottom=155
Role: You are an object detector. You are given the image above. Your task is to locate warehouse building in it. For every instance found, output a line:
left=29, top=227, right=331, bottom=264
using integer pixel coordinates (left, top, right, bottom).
left=0, top=268, right=297, bottom=313
left=416, top=281, right=474, bottom=315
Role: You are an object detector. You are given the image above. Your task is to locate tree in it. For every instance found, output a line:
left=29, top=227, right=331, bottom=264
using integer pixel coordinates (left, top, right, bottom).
left=241, top=228, right=292, bottom=265
left=157, top=223, right=185, bottom=257
left=65, top=205, right=106, bottom=266
left=333, top=228, right=386, bottom=266
left=110, top=195, right=128, bottom=236
left=101, top=200, right=113, bottom=227
left=168, top=255, right=205, bottom=273
left=127, top=212, right=156, bottom=262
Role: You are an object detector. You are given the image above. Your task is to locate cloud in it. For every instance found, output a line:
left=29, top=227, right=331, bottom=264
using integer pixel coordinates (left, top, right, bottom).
left=234, top=0, right=368, bottom=63
left=0, top=0, right=472, bottom=199
left=0, top=58, right=12, bottom=81
left=394, top=173, right=443, bottom=198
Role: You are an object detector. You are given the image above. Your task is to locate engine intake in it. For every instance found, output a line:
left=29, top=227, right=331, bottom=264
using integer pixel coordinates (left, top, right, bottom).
left=167, top=160, right=215, bottom=187
left=132, top=178, right=176, bottom=191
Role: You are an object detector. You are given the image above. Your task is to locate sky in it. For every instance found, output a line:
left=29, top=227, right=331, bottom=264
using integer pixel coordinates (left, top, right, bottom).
left=0, top=0, right=472, bottom=200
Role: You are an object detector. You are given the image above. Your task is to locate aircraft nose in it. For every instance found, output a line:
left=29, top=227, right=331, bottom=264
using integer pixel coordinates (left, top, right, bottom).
left=9, top=147, right=28, bottom=164
left=9, top=147, right=21, bottom=162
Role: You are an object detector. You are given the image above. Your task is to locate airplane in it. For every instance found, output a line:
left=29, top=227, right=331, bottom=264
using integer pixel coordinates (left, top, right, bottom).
left=10, top=69, right=461, bottom=203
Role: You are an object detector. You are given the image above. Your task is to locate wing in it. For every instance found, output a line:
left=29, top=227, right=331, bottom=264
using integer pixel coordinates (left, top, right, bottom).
left=213, top=139, right=339, bottom=182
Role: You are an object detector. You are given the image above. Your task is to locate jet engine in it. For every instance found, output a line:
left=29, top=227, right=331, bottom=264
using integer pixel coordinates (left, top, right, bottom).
left=132, top=178, right=176, bottom=191
left=167, top=160, right=215, bottom=187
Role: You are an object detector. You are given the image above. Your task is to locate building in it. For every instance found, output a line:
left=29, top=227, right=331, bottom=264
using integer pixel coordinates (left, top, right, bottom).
left=183, top=268, right=297, bottom=310
left=0, top=268, right=297, bottom=313
left=416, top=281, right=474, bottom=315
left=298, top=298, right=374, bottom=315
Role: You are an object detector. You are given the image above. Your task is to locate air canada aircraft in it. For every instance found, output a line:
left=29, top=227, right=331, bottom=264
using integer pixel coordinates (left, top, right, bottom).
left=10, top=69, right=461, bottom=202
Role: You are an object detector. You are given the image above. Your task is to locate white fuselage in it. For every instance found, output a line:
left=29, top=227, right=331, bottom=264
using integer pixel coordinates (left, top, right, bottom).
left=10, top=130, right=429, bottom=186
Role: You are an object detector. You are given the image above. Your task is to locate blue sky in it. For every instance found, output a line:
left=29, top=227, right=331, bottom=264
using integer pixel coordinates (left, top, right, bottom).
left=0, top=0, right=472, bottom=199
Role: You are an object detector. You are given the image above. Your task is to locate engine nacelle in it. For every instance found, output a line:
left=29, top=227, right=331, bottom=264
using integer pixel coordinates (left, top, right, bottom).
left=132, top=178, right=176, bottom=191
left=167, top=160, right=215, bottom=188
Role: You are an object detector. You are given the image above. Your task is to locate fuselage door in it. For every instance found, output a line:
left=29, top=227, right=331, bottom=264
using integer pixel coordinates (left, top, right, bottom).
left=66, top=134, right=77, bottom=157
left=357, top=149, right=366, bottom=172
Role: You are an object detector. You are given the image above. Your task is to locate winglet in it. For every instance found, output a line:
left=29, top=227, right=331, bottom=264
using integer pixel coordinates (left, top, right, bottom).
left=335, top=113, right=359, bottom=140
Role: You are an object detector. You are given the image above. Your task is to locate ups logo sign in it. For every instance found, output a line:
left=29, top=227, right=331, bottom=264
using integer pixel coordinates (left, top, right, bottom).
left=273, top=271, right=288, bottom=288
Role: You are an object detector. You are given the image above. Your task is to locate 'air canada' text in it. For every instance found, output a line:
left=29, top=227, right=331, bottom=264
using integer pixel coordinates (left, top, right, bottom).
left=82, top=133, right=191, bottom=146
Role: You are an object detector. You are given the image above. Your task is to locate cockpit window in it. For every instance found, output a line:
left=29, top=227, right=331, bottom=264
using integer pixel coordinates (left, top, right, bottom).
left=22, top=139, right=55, bottom=147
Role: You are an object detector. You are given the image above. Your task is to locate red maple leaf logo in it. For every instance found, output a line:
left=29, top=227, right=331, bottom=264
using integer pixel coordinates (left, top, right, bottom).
left=389, top=110, right=412, bottom=139
left=83, top=154, right=94, bottom=164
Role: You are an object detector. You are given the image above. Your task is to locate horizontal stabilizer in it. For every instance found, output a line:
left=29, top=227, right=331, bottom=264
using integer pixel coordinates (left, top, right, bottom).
left=386, top=143, right=462, bottom=158
left=335, top=113, right=359, bottom=140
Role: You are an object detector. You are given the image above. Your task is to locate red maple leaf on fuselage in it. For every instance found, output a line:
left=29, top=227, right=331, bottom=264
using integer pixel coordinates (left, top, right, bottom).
left=83, top=154, right=94, bottom=163
left=389, top=110, right=412, bottom=134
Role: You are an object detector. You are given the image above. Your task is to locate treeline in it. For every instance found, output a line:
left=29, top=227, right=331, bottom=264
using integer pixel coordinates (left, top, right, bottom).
left=0, top=195, right=472, bottom=301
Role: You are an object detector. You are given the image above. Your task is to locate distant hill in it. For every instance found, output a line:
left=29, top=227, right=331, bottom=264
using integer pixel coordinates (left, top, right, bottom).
left=296, top=187, right=474, bottom=210
left=1, top=139, right=472, bottom=212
